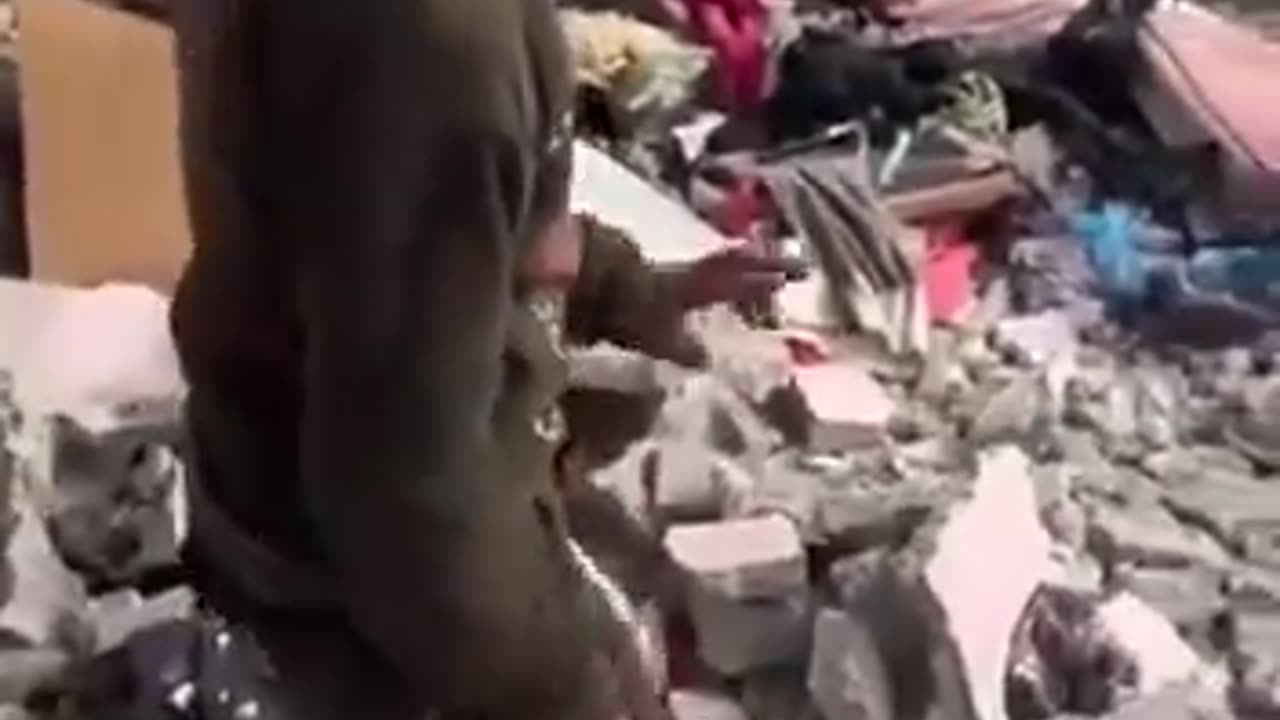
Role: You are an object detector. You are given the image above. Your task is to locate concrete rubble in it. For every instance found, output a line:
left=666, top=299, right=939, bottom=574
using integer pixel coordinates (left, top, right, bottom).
left=3, top=0, right=1280, bottom=717
left=570, top=285, right=1280, bottom=719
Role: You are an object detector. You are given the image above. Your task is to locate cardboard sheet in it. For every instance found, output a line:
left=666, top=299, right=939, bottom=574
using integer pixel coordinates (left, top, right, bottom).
left=18, top=0, right=190, bottom=293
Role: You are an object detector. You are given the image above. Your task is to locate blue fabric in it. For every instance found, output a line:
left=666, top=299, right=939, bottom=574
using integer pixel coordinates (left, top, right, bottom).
left=1070, top=203, right=1150, bottom=303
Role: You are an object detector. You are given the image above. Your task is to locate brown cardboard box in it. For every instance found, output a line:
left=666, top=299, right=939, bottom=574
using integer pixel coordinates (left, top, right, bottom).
left=17, top=0, right=189, bottom=293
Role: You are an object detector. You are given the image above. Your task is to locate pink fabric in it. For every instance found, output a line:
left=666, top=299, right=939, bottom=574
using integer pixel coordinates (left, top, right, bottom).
left=882, top=0, right=1084, bottom=49
left=1139, top=8, right=1280, bottom=202
left=679, top=0, right=768, bottom=110
left=923, top=223, right=977, bottom=324
left=708, top=176, right=764, bottom=238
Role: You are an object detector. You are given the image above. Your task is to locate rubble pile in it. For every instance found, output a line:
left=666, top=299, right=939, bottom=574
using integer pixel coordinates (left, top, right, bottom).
left=0, top=0, right=1278, bottom=717
left=556, top=0, right=1280, bottom=717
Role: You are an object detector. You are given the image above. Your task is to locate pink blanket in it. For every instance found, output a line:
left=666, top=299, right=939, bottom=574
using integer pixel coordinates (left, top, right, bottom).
left=882, top=0, right=1085, bottom=49
left=1138, top=7, right=1280, bottom=213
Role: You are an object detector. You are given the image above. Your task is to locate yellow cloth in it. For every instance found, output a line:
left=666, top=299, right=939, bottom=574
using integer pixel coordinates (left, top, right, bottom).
left=560, top=9, right=707, bottom=115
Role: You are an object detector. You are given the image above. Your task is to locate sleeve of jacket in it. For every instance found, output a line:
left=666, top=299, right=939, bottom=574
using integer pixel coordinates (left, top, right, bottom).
left=265, top=1, right=614, bottom=716
left=567, top=214, right=707, bottom=367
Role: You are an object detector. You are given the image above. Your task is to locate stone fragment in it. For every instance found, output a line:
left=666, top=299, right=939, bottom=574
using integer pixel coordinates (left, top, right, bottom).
left=566, top=344, right=665, bottom=394
left=1120, top=566, right=1227, bottom=640
left=1108, top=683, right=1233, bottom=720
left=668, top=689, right=749, bottom=720
left=893, top=436, right=972, bottom=478
left=1140, top=446, right=1255, bottom=488
left=792, top=361, right=892, bottom=452
left=815, top=484, right=934, bottom=554
left=688, top=588, right=811, bottom=676
left=1087, top=503, right=1231, bottom=570
left=967, top=373, right=1049, bottom=446
left=916, top=328, right=963, bottom=403
left=39, top=413, right=187, bottom=585
left=1096, top=592, right=1225, bottom=696
left=700, top=317, right=795, bottom=406
left=828, top=551, right=972, bottom=720
left=806, top=609, right=892, bottom=720
left=0, top=649, right=70, bottom=704
left=593, top=439, right=755, bottom=525
left=89, top=586, right=196, bottom=653
left=1227, top=605, right=1280, bottom=711
left=656, top=375, right=779, bottom=474
left=993, top=310, right=1076, bottom=367
left=1164, top=476, right=1280, bottom=568
left=737, top=453, right=821, bottom=542
left=664, top=515, right=806, bottom=600
left=1058, top=429, right=1111, bottom=471
left=1132, top=364, right=1187, bottom=450
left=0, top=500, right=89, bottom=651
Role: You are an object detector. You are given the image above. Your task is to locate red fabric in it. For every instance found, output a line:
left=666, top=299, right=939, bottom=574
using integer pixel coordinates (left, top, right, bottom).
left=708, top=175, right=764, bottom=238
left=923, top=222, right=977, bottom=323
left=782, top=332, right=833, bottom=366
left=679, top=0, right=768, bottom=111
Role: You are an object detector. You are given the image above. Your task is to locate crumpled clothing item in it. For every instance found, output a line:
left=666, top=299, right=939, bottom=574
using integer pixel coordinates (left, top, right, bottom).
left=924, top=222, right=978, bottom=324
left=766, top=27, right=950, bottom=143
left=1071, top=203, right=1150, bottom=304
left=753, top=135, right=929, bottom=353
left=675, top=0, right=769, bottom=111
left=561, top=10, right=709, bottom=125
left=933, top=71, right=1009, bottom=141
left=1006, top=588, right=1140, bottom=719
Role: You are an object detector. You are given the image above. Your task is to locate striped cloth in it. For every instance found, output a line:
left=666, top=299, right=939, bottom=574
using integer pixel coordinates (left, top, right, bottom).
left=757, top=139, right=929, bottom=353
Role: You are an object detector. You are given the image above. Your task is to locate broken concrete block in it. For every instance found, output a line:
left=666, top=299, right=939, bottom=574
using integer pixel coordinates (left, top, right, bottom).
left=1096, top=592, right=1226, bottom=696
left=0, top=649, right=70, bottom=705
left=815, top=484, right=934, bottom=555
left=828, top=550, right=974, bottom=720
left=668, top=689, right=749, bottom=720
left=807, top=609, right=892, bottom=720
left=925, top=446, right=1053, bottom=720
left=1121, top=566, right=1227, bottom=643
left=565, top=344, right=667, bottom=394
left=656, top=375, right=779, bottom=474
left=1087, top=503, right=1232, bottom=570
left=1108, top=682, right=1232, bottom=720
left=1141, top=445, right=1255, bottom=488
left=0, top=500, right=89, bottom=652
left=592, top=439, right=754, bottom=526
left=993, top=310, right=1076, bottom=365
left=792, top=361, right=892, bottom=452
left=89, top=586, right=196, bottom=653
left=665, top=515, right=806, bottom=600
left=689, top=587, right=811, bottom=676
left=967, top=372, right=1049, bottom=446
left=1132, top=365, right=1187, bottom=450
left=1165, top=477, right=1280, bottom=569
left=41, top=415, right=187, bottom=585
left=698, top=317, right=795, bottom=407
left=737, top=453, right=821, bottom=542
